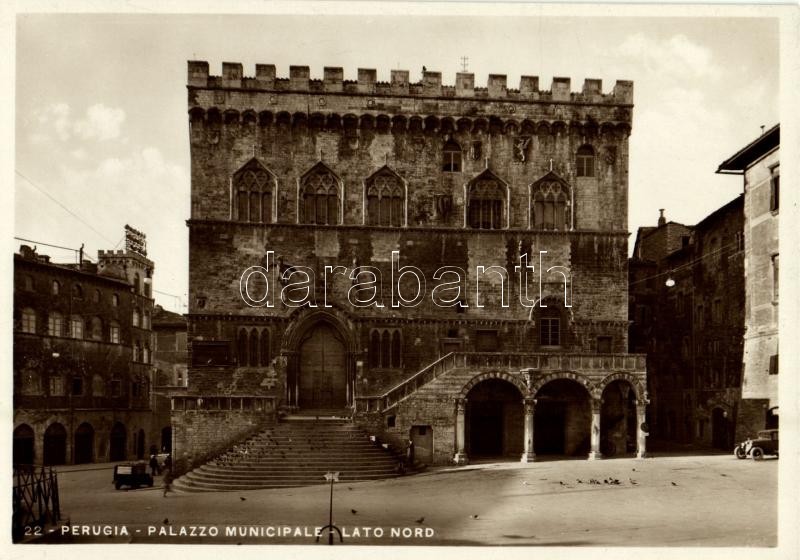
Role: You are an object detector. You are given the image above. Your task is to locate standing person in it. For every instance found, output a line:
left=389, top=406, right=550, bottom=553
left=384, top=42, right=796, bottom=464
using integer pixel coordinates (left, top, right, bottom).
left=162, top=468, right=173, bottom=497
left=149, top=454, right=159, bottom=476
left=164, top=453, right=173, bottom=473
left=405, top=438, right=415, bottom=468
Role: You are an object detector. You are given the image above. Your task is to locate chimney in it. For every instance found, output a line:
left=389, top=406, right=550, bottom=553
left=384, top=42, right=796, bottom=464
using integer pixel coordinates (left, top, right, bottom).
left=658, top=209, right=666, bottom=227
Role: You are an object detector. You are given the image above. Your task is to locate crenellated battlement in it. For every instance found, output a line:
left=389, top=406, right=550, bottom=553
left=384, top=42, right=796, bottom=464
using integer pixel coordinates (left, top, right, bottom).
left=188, top=61, right=633, bottom=105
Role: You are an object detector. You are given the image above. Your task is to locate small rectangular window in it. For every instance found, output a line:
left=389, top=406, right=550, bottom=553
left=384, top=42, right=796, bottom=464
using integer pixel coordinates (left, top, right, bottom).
left=475, top=330, right=499, bottom=352
left=49, top=377, right=64, bottom=396
left=111, top=380, right=121, bottom=397
left=597, top=336, right=612, bottom=354
left=540, top=318, right=560, bottom=346
left=769, top=354, right=778, bottom=375
left=769, top=166, right=779, bottom=212
left=772, top=254, right=779, bottom=301
left=71, top=377, right=83, bottom=396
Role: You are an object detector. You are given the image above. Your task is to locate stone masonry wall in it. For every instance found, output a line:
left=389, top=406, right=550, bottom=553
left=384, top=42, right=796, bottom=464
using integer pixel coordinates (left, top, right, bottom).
left=171, top=409, right=275, bottom=468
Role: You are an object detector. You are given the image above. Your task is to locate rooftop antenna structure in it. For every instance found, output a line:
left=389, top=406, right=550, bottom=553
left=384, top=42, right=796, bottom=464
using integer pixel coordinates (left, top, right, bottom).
left=460, top=56, right=469, bottom=72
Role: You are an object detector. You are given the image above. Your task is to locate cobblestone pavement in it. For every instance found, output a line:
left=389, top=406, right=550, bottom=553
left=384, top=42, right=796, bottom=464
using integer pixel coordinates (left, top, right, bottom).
left=29, top=454, right=776, bottom=547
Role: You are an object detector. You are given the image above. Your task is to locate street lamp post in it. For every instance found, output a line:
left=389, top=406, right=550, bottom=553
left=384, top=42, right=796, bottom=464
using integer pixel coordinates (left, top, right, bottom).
left=317, top=471, right=343, bottom=545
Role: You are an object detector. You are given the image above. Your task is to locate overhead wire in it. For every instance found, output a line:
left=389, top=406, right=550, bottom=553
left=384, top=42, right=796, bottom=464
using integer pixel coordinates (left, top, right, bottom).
left=629, top=238, right=744, bottom=287
left=15, top=169, right=116, bottom=246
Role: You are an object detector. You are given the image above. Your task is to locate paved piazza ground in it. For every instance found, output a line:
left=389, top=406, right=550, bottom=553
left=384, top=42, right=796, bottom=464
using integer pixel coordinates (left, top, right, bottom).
left=23, top=451, right=778, bottom=550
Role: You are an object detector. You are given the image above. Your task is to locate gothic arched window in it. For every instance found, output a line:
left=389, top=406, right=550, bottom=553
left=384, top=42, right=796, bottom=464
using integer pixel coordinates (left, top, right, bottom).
left=301, top=165, right=340, bottom=225
left=468, top=172, right=506, bottom=230
left=234, top=159, right=274, bottom=223
left=260, top=330, right=270, bottom=366
left=576, top=144, right=595, bottom=177
left=237, top=329, right=248, bottom=366
left=249, top=329, right=259, bottom=366
left=369, top=328, right=402, bottom=368
left=531, top=176, right=570, bottom=231
left=366, top=168, right=404, bottom=226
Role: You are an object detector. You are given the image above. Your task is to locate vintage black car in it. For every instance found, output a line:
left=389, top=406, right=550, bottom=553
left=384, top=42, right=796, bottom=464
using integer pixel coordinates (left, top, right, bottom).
left=734, top=429, right=779, bottom=460
left=113, top=462, right=154, bottom=489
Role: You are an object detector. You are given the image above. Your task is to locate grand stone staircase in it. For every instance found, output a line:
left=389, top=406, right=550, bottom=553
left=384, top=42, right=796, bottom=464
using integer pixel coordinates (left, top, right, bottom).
left=172, top=417, right=404, bottom=492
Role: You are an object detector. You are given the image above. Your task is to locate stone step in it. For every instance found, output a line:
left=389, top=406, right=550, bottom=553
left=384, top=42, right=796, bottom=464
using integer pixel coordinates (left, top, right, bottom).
left=188, top=469, right=395, bottom=480
left=206, top=453, right=398, bottom=468
left=199, top=463, right=397, bottom=473
left=175, top=473, right=396, bottom=492
left=173, top=418, right=405, bottom=493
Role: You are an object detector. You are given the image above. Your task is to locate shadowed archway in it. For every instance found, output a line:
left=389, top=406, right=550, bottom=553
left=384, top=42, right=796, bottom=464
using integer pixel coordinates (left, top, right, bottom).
left=534, top=378, right=591, bottom=456
left=465, top=378, right=524, bottom=458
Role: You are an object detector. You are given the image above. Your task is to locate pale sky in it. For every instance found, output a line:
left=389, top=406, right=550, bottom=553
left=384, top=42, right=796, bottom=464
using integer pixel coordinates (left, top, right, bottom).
left=13, top=10, right=780, bottom=313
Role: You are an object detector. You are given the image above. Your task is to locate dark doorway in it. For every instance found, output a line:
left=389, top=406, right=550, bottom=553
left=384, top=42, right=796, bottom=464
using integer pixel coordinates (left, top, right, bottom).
left=766, top=407, right=779, bottom=430
left=711, top=408, right=731, bottom=450
left=43, top=423, right=67, bottom=465
left=161, top=426, right=172, bottom=453
left=298, top=322, right=348, bottom=409
left=465, top=378, right=523, bottom=458
left=410, top=425, right=433, bottom=464
left=136, top=428, right=145, bottom=459
left=535, top=401, right=566, bottom=454
left=534, top=379, right=591, bottom=456
left=600, top=380, right=637, bottom=456
left=13, top=424, right=35, bottom=465
left=109, top=422, right=127, bottom=461
left=74, top=423, right=94, bottom=464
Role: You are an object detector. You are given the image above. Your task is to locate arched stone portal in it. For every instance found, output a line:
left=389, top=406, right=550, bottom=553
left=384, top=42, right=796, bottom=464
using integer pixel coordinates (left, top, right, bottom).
left=534, top=379, right=591, bottom=456
left=465, top=378, right=524, bottom=458
left=109, top=422, right=127, bottom=462
left=298, top=322, right=348, bottom=409
left=74, top=423, right=95, bottom=464
left=13, top=424, right=35, bottom=465
left=601, top=380, right=637, bottom=457
left=43, top=423, right=67, bottom=465
left=136, top=428, right=146, bottom=459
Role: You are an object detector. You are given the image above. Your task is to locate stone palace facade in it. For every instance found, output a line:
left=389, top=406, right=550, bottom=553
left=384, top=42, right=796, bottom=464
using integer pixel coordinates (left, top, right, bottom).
left=175, top=61, right=647, bottom=465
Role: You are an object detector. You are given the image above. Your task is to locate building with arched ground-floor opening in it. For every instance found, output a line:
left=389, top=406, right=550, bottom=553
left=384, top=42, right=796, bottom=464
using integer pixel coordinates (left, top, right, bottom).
left=174, top=61, right=647, bottom=469
left=13, top=240, right=164, bottom=466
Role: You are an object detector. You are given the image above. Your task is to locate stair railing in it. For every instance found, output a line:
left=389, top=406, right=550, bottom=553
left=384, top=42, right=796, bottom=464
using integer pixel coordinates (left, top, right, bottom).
left=354, top=352, right=461, bottom=413
left=354, top=352, right=647, bottom=414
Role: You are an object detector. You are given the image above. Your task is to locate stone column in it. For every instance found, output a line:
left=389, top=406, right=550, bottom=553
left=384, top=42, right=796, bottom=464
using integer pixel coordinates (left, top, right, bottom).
left=453, top=398, right=468, bottom=465
left=636, top=399, right=648, bottom=459
left=520, top=398, right=536, bottom=463
left=588, top=398, right=603, bottom=460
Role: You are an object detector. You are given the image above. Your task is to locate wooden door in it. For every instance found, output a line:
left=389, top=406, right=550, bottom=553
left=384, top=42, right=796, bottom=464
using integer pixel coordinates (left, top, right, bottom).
left=299, top=323, right=347, bottom=409
left=410, top=425, right=433, bottom=464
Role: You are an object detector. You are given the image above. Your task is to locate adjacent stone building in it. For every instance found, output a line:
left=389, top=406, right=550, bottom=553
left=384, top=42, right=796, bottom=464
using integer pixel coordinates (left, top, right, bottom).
left=717, top=124, right=779, bottom=440
left=178, top=61, right=647, bottom=465
left=151, top=304, right=189, bottom=453
left=629, top=200, right=744, bottom=449
left=13, top=239, right=158, bottom=465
